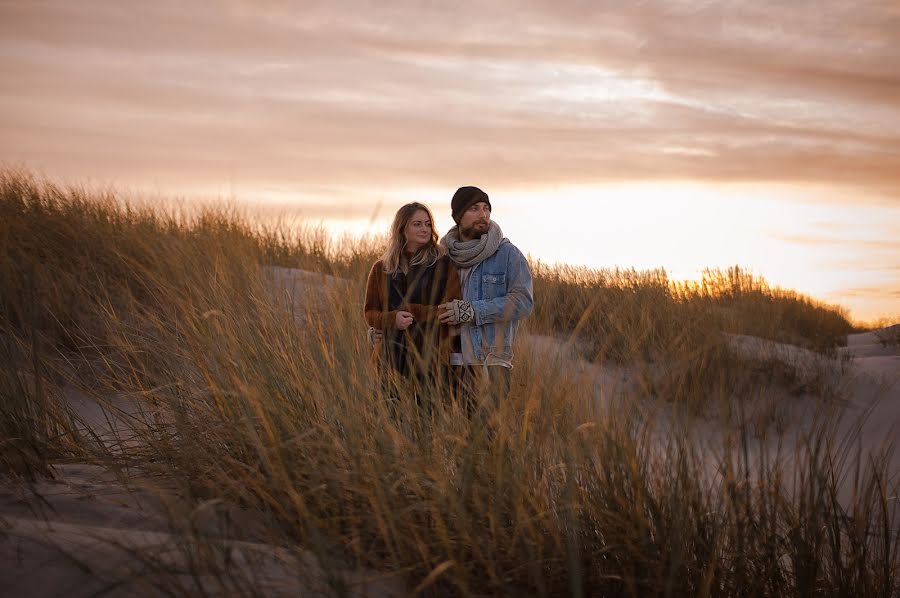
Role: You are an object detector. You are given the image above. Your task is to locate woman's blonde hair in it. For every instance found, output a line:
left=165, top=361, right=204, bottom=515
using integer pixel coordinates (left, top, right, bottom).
left=381, top=202, right=444, bottom=274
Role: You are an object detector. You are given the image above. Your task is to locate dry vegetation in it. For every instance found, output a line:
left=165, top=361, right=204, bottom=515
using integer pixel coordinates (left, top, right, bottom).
left=1, top=170, right=897, bottom=596
left=875, top=324, right=900, bottom=349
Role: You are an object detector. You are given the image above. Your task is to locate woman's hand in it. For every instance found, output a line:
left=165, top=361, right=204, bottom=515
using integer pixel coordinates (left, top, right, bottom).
left=367, top=327, right=383, bottom=346
left=395, top=311, right=414, bottom=330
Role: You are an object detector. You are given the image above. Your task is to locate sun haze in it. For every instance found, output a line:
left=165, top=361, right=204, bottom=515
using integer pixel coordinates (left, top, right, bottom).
left=1, top=0, right=898, bottom=321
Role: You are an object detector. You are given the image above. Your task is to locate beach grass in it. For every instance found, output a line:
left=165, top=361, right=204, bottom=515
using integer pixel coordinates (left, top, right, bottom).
left=1, top=169, right=897, bottom=596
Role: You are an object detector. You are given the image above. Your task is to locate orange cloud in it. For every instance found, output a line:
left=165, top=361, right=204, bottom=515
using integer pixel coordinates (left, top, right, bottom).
left=1, top=0, right=898, bottom=196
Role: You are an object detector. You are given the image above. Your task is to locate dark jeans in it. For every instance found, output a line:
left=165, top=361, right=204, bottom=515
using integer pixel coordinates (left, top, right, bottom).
left=447, top=365, right=512, bottom=417
left=379, top=364, right=511, bottom=420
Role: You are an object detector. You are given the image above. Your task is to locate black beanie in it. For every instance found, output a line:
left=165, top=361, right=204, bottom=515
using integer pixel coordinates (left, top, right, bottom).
left=451, top=186, right=491, bottom=223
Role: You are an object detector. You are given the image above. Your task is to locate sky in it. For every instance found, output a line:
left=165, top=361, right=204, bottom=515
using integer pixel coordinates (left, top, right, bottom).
left=1, top=0, right=898, bottom=321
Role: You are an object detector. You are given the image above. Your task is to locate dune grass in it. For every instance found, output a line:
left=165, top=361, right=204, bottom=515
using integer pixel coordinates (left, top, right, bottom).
left=1, top=169, right=897, bottom=596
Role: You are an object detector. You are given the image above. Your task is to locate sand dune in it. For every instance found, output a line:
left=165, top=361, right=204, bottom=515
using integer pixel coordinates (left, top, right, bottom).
left=0, top=464, right=404, bottom=597
left=2, top=267, right=896, bottom=595
left=263, top=266, right=351, bottom=324
left=842, top=324, right=900, bottom=379
left=522, top=325, right=899, bottom=507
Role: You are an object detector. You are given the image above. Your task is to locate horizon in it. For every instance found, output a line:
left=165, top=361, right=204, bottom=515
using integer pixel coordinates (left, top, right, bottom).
left=1, top=1, right=898, bottom=322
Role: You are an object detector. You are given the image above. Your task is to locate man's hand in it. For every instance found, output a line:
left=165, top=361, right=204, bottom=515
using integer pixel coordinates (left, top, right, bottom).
left=438, top=300, right=474, bottom=325
left=395, top=310, right=414, bottom=330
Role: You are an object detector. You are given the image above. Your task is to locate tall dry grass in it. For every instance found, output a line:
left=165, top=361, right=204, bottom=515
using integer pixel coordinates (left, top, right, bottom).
left=1, top=170, right=897, bottom=596
left=530, top=260, right=854, bottom=411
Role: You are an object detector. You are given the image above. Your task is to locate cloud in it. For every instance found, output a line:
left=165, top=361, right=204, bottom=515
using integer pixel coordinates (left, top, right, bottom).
left=1, top=0, right=899, bottom=196
left=836, top=286, right=900, bottom=299
left=773, top=234, right=900, bottom=253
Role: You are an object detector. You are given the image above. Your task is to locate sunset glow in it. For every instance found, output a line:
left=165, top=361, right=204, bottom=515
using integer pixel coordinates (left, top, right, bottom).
left=1, top=0, right=898, bottom=321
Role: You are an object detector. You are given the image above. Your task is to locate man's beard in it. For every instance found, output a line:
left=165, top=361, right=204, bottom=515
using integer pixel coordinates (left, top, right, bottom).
left=460, top=220, right=489, bottom=240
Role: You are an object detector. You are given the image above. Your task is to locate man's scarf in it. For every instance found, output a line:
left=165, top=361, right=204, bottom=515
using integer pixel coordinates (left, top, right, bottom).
left=440, top=221, right=504, bottom=269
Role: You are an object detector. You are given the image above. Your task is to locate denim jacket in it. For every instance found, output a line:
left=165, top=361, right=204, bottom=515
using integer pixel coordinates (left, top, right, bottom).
left=460, top=240, right=534, bottom=363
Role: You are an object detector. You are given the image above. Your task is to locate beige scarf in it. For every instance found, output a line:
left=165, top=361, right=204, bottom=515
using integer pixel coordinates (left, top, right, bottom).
left=440, top=221, right=504, bottom=269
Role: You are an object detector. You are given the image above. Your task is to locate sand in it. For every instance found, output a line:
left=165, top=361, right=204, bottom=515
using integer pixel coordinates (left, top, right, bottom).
left=0, top=457, right=404, bottom=597
left=522, top=325, right=899, bottom=506
left=2, top=267, right=896, bottom=595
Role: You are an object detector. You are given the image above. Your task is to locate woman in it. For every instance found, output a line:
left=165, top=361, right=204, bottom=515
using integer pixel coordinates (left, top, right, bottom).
left=364, top=202, right=461, bottom=399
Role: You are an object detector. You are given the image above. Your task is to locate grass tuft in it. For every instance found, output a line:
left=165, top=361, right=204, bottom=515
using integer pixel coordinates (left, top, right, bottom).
left=1, top=169, right=897, bottom=595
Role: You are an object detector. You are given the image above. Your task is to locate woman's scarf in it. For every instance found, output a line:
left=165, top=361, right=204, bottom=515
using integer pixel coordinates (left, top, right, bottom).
left=440, top=221, right=504, bottom=269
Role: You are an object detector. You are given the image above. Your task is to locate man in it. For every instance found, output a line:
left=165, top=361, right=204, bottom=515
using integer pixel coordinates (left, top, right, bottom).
left=437, top=186, right=534, bottom=407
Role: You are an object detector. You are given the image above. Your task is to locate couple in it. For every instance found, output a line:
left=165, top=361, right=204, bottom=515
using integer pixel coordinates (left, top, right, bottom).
left=363, top=186, right=534, bottom=410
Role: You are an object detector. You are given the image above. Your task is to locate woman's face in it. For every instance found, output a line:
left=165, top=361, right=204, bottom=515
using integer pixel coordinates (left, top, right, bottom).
left=403, top=209, right=433, bottom=251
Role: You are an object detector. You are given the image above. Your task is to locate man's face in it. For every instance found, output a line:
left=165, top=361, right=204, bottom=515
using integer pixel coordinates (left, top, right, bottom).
left=458, top=201, right=491, bottom=240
